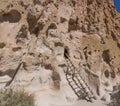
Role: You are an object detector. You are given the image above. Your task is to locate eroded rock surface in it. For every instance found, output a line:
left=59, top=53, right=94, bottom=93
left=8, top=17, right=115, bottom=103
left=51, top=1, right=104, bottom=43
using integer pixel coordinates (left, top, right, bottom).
left=0, top=0, right=120, bottom=106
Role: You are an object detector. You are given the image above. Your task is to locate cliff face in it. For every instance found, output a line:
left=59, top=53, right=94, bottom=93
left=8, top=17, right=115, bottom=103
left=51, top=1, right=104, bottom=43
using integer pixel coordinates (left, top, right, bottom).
left=0, top=0, right=120, bottom=106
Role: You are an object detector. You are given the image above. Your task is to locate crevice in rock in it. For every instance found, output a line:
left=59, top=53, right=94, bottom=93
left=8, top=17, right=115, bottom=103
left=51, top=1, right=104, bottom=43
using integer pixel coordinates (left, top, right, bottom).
left=46, top=23, right=57, bottom=36
left=83, top=46, right=88, bottom=60
left=96, top=0, right=103, bottom=6
left=0, top=42, right=6, bottom=49
left=28, top=53, right=35, bottom=57
left=54, top=42, right=64, bottom=47
left=87, top=63, right=91, bottom=69
left=58, top=64, right=66, bottom=68
left=33, top=0, right=41, bottom=5
left=44, top=64, right=53, bottom=70
left=27, top=13, right=39, bottom=34
left=104, top=69, right=109, bottom=78
left=19, top=1, right=29, bottom=10
left=60, top=17, right=66, bottom=23
left=111, top=31, right=117, bottom=41
left=100, top=37, right=106, bottom=44
left=16, top=25, right=28, bottom=39
left=52, top=70, right=61, bottom=89
left=42, top=0, right=54, bottom=6
left=16, top=39, right=25, bottom=44
left=117, top=42, right=120, bottom=49
left=71, top=0, right=76, bottom=7
left=68, top=17, right=80, bottom=32
left=102, top=49, right=111, bottom=65
left=64, top=46, right=70, bottom=58
left=110, top=71, right=116, bottom=79
left=12, top=47, right=22, bottom=52
left=22, top=62, right=28, bottom=70
left=32, top=21, right=44, bottom=36
left=87, top=0, right=93, bottom=5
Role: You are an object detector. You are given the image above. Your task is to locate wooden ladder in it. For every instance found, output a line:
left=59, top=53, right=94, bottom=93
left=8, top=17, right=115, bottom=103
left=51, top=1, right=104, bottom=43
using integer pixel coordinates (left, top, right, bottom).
left=65, top=57, right=96, bottom=102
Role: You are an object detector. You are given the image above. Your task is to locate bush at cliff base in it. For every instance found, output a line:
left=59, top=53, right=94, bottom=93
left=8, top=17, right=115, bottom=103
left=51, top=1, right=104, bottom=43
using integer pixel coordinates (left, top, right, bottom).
left=0, top=89, right=34, bottom=106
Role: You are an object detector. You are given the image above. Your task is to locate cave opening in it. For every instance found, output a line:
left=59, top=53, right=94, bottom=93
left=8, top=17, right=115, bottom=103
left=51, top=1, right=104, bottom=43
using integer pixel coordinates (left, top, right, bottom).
left=0, top=10, right=21, bottom=23
left=64, top=46, right=70, bottom=58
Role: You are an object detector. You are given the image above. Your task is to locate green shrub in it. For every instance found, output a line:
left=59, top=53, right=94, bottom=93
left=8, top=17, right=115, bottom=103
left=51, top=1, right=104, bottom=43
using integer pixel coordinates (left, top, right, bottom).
left=0, top=89, right=34, bottom=106
left=103, top=81, right=110, bottom=87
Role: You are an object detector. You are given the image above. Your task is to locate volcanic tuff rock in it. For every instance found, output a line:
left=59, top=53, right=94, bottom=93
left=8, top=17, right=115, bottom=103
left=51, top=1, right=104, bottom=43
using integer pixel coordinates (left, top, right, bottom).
left=0, top=0, right=120, bottom=106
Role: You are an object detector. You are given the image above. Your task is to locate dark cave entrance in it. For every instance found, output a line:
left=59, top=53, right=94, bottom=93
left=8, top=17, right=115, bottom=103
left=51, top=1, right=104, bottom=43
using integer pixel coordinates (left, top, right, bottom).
left=64, top=46, right=70, bottom=58
left=0, top=10, right=21, bottom=23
